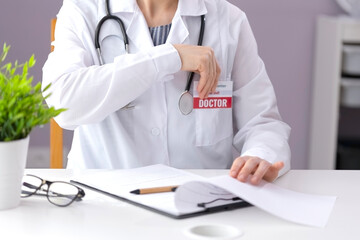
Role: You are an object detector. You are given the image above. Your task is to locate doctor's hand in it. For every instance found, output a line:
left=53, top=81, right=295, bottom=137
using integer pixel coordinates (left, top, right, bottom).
left=173, top=44, right=221, bottom=99
left=229, top=156, right=284, bottom=185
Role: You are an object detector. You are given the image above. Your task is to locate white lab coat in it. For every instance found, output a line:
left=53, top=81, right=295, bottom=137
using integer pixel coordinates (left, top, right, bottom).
left=43, top=0, right=291, bottom=174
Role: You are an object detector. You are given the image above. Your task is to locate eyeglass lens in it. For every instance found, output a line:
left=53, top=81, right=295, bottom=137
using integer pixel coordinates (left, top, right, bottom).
left=21, top=175, right=82, bottom=207
left=47, top=182, right=79, bottom=206
left=21, top=175, right=43, bottom=197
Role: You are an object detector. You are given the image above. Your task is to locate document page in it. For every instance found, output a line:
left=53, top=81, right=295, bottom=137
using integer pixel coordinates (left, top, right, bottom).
left=72, top=164, right=336, bottom=227
left=72, top=164, right=206, bottom=216
left=175, top=176, right=336, bottom=227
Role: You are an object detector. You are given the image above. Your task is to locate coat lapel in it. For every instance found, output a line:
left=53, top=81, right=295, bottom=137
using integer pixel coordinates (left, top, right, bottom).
left=167, top=0, right=207, bottom=45
left=126, top=6, right=154, bottom=51
left=166, top=10, right=189, bottom=45
left=107, top=0, right=153, bottom=52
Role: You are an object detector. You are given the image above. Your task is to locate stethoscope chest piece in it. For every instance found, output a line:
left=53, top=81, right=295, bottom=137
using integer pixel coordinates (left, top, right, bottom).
left=178, top=15, right=205, bottom=116
left=178, top=91, right=194, bottom=115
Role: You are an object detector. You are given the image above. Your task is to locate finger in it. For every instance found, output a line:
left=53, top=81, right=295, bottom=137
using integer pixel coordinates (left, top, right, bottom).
left=250, top=161, right=271, bottom=185
left=238, top=158, right=260, bottom=182
left=196, top=49, right=212, bottom=96
left=209, top=53, right=217, bottom=93
left=211, top=61, right=221, bottom=93
left=203, top=50, right=216, bottom=98
left=201, top=60, right=215, bottom=98
left=197, top=71, right=209, bottom=99
left=264, top=161, right=284, bottom=182
left=273, top=161, right=284, bottom=170
left=210, top=54, right=219, bottom=94
left=198, top=49, right=216, bottom=98
left=230, top=157, right=246, bottom=178
left=203, top=58, right=214, bottom=98
left=197, top=63, right=211, bottom=99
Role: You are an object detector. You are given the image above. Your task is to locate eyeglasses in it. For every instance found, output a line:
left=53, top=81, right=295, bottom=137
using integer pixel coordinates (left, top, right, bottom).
left=21, top=174, right=85, bottom=207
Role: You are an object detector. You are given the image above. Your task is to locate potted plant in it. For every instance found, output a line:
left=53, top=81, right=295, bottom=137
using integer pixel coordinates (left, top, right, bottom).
left=0, top=43, right=65, bottom=210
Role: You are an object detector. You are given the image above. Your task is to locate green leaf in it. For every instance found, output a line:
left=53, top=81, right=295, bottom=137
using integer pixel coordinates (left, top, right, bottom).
left=0, top=42, right=67, bottom=141
left=11, top=113, right=25, bottom=122
left=42, top=83, right=52, bottom=92
left=22, top=62, right=28, bottom=77
left=3, top=62, right=11, bottom=73
left=7, top=97, right=16, bottom=109
left=0, top=43, right=10, bottom=63
left=34, top=82, right=41, bottom=92
left=28, top=54, right=36, bottom=68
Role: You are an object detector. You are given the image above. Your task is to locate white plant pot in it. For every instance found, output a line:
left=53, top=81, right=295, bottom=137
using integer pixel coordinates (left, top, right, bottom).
left=0, top=136, right=29, bottom=210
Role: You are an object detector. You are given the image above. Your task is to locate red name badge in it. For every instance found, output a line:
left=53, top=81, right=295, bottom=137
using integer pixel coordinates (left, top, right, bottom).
left=194, top=97, right=232, bottom=109
left=193, top=81, right=233, bottom=109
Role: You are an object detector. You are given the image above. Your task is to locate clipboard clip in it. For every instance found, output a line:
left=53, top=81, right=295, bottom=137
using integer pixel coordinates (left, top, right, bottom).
left=197, top=197, right=242, bottom=208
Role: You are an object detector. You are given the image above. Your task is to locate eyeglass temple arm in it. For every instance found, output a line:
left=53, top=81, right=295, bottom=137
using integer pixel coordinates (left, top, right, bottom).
left=23, top=182, right=84, bottom=201
left=23, top=182, right=38, bottom=190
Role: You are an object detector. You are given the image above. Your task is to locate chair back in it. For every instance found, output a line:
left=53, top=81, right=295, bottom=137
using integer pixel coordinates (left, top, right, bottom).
left=50, top=18, right=64, bottom=169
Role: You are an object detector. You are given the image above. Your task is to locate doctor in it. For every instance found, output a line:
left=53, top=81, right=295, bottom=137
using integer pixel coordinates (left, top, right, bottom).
left=43, top=0, right=291, bottom=185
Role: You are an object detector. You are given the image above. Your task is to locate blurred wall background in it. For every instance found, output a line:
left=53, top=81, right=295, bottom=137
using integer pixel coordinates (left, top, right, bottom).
left=0, top=0, right=345, bottom=168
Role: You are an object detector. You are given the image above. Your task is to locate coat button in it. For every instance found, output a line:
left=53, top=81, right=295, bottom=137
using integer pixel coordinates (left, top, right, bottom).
left=151, top=128, right=160, bottom=136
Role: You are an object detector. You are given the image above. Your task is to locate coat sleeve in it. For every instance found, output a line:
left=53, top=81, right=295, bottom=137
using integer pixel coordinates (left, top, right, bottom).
left=42, top=1, right=181, bottom=130
left=231, top=14, right=291, bottom=177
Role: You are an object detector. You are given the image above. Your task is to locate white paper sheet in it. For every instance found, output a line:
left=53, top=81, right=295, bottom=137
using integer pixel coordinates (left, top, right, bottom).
left=72, top=164, right=205, bottom=216
left=175, top=176, right=337, bottom=227
left=72, top=164, right=336, bottom=227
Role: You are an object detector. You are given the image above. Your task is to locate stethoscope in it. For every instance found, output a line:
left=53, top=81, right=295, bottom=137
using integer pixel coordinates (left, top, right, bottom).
left=178, top=14, right=205, bottom=115
left=95, top=0, right=206, bottom=115
left=95, top=0, right=129, bottom=65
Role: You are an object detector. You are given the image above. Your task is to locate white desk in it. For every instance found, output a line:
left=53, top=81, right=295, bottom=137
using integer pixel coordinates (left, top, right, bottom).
left=0, top=169, right=358, bottom=240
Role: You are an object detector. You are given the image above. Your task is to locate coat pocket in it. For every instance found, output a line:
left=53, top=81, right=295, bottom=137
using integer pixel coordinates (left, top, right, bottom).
left=195, top=107, right=233, bottom=146
left=194, top=78, right=233, bottom=146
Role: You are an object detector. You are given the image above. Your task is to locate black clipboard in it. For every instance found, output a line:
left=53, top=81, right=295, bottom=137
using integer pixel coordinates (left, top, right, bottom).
left=71, top=180, right=252, bottom=219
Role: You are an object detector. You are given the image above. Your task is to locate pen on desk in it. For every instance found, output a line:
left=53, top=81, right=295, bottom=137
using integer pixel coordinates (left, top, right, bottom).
left=130, top=185, right=179, bottom=195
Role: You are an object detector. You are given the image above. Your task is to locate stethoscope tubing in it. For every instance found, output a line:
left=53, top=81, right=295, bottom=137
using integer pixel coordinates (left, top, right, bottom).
left=184, top=15, right=206, bottom=93
left=95, top=0, right=129, bottom=65
left=95, top=0, right=206, bottom=114
left=95, top=15, right=129, bottom=51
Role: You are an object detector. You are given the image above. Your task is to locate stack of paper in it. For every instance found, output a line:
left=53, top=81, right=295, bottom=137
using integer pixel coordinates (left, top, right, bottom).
left=71, top=164, right=336, bottom=227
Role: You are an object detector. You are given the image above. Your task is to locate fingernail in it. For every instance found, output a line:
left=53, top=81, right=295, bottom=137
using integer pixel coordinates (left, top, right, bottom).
left=251, top=176, right=259, bottom=184
left=230, top=171, right=237, bottom=177
left=238, top=174, right=246, bottom=182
